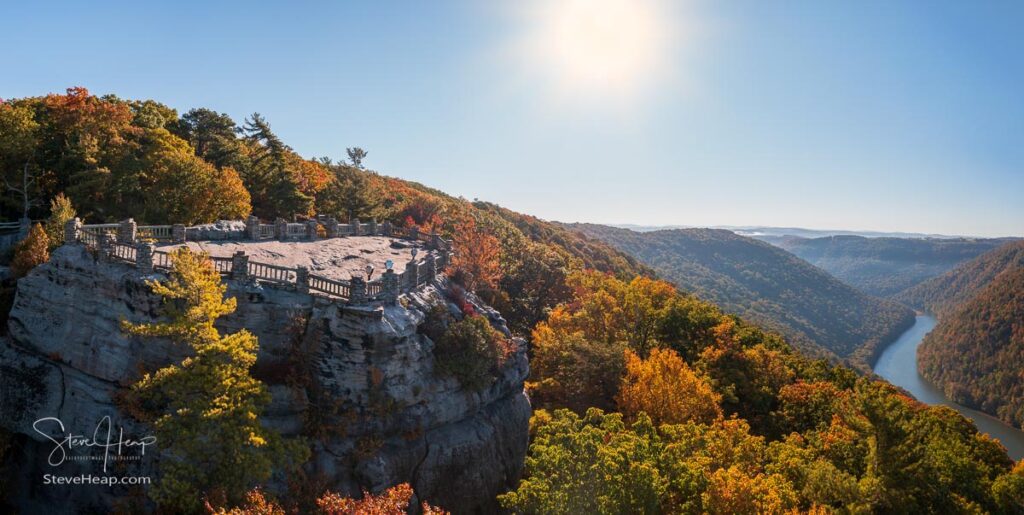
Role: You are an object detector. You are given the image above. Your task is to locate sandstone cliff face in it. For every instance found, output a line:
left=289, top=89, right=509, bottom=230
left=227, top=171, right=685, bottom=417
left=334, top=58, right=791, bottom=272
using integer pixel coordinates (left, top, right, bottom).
left=0, top=245, right=530, bottom=513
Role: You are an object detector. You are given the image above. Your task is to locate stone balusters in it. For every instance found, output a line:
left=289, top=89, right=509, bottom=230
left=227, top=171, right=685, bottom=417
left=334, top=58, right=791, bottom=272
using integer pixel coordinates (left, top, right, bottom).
left=99, top=233, right=116, bottom=261
left=135, top=242, right=155, bottom=274
left=382, top=268, right=399, bottom=305
left=64, top=218, right=82, bottom=245
left=349, top=276, right=367, bottom=305
left=296, top=266, right=310, bottom=294
left=274, top=218, right=288, bottom=240
left=306, top=220, right=320, bottom=240
left=172, top=224, right=186, bottom=243
left=245, top=215, right=260, bottom=241
left=118, top=218, right=137, bottom=244
left=231, top=251, right=249, bottom=280
left=368, top=219, right=377, bottom=236
left=352, top=218, right=362, bottom=236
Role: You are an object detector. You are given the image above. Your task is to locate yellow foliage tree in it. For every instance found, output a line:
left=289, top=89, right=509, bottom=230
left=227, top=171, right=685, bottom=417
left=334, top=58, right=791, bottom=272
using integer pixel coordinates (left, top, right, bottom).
left=10, top=223, right=49, bottom=278
left=122, top=248, right=305, bottom=512
left=617, top=347, right=723, bottom=426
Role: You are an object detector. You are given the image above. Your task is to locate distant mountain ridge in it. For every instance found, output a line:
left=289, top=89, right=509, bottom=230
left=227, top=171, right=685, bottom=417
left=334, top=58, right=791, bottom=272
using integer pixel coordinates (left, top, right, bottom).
left=565, top=223, right=915, bottom=370
left=611, top=224, right=978, bottom=239
left=769, top=235, right=1014, bottom=297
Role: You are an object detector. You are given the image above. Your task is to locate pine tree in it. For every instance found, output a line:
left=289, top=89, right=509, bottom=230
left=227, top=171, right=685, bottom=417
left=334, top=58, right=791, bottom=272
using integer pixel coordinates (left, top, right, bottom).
left=241, top=113, right=312, bottom=218
left=122, top=248, right=306, bottom=512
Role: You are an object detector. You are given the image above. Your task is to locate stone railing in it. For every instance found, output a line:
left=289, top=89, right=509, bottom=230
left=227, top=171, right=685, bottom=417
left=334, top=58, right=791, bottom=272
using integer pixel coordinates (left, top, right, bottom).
left=63, top=216, right=453, bottom=306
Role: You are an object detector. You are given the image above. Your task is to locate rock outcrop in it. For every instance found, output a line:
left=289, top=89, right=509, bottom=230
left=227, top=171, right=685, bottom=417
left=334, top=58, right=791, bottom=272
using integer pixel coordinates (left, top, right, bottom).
left=0, top=245, right=530, bottom=513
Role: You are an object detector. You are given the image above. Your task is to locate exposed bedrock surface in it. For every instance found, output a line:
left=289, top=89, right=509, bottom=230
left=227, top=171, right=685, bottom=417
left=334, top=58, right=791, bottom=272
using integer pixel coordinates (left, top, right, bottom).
left=0, top=245, right=530, bottom=513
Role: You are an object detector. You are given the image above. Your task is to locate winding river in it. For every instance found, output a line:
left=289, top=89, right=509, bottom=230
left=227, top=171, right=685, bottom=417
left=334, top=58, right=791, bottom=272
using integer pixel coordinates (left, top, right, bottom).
left=873, top=315, right=1024, bottom=461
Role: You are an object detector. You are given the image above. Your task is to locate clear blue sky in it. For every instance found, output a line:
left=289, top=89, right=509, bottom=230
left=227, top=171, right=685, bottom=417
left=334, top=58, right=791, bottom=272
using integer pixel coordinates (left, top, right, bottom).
left=4, top=0, right=1022, bottom=237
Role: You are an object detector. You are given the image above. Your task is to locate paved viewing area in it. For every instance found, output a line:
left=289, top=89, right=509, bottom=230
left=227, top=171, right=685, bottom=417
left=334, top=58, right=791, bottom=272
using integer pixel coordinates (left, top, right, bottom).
left=64, top=216, right=452, bottom=305
left=171, top=237, right=425, bottom=283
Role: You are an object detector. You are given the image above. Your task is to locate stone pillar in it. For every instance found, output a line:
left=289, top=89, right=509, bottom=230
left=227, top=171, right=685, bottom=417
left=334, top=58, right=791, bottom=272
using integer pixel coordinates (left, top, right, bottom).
left=437, top=249, right=449, bottom=272
left=171, top=224, right=186, bottom=243
left=381, top=221, right=392, bottom=237
left=117, top=218, right=137, bottom=244
left=135, top=242, right=155, bottom=274
left=99, top=232, right=115, bottom=261
left=296, top=266, right=310, bottom=294
left=382, top=269, right=399, bottom=305
left=368, top=219, right=377, bottom=236
left=231, top=251, right=249, bottom=280
left=274, top=218, right=288, bottom=240
left=405, top=259, right=419, bottom=289
left=18, top=217, right=30, bottom=241
left=245, top=215, right=260, bottom=240
left=325, top=217, right=340, bottom=238
left=352, top=217, right=361, bottom=236
left=409, top=226, right=419, bottom=242
left=422, top=254, right=436, bottom=282
left=349, top=275, right=367, bottom=305
left=64, top=218, right=82, bottom=245
left=306, top=220, right=320, bottom=240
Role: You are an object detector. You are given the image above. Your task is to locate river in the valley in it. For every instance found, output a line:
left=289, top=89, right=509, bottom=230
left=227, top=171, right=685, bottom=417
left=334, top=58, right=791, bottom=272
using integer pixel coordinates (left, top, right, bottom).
left=873, top=315, right=1024, bottom=461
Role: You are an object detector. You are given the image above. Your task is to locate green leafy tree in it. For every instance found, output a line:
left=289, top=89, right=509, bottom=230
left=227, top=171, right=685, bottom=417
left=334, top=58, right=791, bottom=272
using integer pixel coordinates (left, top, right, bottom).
left=43, top=193, right=76, bottom=249
left=122, top=248, right=306, bottom=512
left=318, top=163, right=381, bottom=222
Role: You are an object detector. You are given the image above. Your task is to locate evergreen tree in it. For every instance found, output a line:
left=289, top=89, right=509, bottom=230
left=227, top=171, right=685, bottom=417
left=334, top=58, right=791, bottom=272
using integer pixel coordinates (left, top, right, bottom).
left=122, top=249, right=306, bottom=512
left=241, top=113, right=312, bottom=218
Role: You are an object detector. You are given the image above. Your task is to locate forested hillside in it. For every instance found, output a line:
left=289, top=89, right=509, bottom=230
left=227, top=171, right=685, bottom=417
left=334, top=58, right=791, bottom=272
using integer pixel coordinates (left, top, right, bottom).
left=567, top=223, right=914, bottom=370
left=0, top=88, right=649, bottom=335
left=3, top=88, right=1024, bottom=513
left=897, top=240, right=1024, bottom=316
left=772, top=235, right=1012, bottom=297
left=918, top=266, right=1024, bottom=429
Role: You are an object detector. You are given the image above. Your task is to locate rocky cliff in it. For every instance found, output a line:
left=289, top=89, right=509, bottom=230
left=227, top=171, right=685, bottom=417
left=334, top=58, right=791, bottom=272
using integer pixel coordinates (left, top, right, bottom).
left=0, top=245, right=530, bottom=513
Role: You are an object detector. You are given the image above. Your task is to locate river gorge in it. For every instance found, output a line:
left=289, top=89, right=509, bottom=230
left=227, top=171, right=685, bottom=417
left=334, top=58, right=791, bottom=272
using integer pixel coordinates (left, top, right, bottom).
left=874, top=315, right=1024, bottom=460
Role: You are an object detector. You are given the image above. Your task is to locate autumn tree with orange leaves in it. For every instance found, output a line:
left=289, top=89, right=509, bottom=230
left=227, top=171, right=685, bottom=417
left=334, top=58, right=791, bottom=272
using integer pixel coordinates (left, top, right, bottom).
left=451, top=218, right=501, bottom=292
left=617, top=347, right=722, bottom=426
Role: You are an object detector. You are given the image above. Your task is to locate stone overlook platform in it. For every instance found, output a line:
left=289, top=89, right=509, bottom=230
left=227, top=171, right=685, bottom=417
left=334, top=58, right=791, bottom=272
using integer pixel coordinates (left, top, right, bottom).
left=63, top=215, right=452, bottom=305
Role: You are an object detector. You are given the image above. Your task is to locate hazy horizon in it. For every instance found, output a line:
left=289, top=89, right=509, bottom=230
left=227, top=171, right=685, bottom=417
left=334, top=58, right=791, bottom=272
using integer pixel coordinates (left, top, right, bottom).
left=4, top=0, right=1023, bottom=237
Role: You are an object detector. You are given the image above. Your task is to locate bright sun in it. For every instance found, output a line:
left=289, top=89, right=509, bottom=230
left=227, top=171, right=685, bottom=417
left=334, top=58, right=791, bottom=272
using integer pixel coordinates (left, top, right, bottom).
left=511, top=0, right=683, bottom=110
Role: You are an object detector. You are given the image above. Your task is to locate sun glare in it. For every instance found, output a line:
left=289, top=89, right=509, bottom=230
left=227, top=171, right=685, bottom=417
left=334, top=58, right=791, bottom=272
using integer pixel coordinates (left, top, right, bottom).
left=512, top=0, right=684, bottom=111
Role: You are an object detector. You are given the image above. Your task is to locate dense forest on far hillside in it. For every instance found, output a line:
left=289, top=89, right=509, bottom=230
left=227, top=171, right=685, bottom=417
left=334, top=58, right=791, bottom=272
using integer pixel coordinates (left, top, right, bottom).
left=897, top=240, right=1024, bottom=316
left=771, top=235, right=1013, bottom=297
left=566, top=223, right=914, bottom=371
left=918, top=266, right=1024, bottom=429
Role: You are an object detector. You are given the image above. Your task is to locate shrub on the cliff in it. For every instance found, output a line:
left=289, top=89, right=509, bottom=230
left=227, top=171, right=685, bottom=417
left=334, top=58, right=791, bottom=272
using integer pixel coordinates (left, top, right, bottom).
left=434, top=315, right=505, bottom=391
left=43, top=193, right=76, bottom=249
left=10, top=223, right=49, bottom=278
left=122, top=248, right=307, bottom=512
